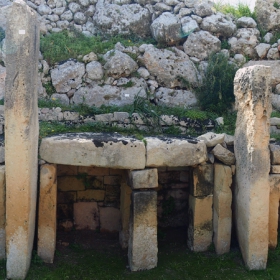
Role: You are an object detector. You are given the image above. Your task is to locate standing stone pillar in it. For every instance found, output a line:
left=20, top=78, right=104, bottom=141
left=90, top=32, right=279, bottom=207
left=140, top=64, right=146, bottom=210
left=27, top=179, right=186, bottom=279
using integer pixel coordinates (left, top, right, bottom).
left=128, top=169, right=158, bottom=271
left=5, top=0, right=39, bottom=278
left=38, top=164, right=57, bottom=263
left=188, top=163, right=213, bottom=252
left=0, top=166, right=5, bottom=260
left=234, top=66, right=272, bottom=270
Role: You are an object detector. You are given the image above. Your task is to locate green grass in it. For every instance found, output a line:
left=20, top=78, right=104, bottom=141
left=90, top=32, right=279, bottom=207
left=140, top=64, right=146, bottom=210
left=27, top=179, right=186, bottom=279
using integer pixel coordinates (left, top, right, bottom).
left=40, top=30, right=156, bottom=66
left=214, top=2, right=255, bottom=19
left=274, top=1, right=280, bottom=9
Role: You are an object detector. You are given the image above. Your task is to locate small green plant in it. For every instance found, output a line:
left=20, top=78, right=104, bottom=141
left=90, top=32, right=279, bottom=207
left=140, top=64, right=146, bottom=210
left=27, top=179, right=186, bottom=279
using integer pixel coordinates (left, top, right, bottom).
left=221, top=39, right=230, bottom=50
left=121, top=80, right=134, bottom=88
left=43, top=81, right=56, bottom=96
left=214, top=2, right=255, bottom=19
left=274, top=1, right=280, bottom=9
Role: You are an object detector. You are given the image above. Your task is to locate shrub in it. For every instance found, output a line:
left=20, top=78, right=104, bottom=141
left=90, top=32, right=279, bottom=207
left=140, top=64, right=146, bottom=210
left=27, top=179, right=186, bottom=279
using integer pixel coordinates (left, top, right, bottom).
left=196, top=53, right=238, bottom=115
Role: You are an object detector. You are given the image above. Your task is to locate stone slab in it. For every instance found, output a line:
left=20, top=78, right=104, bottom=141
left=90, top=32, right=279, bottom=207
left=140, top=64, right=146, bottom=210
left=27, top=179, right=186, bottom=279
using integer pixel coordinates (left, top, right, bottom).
left=128, top=191, right=157, bottom=271
left=234, top=65, right=271, bottom=270
left=40, top=133, right=146, bottom=169
left=271, top=165, right=280, bottom=174
left=145, top=136, right=207, bottom=167
left=99, top=207, right=120, bottom=232
left=38, top=164, right=57, bottom=263
left=197, top=132, right=225, bottom=147
left=0, top=166, right=5, bottom=260
left=5, top=1, right=39, bottom=278
left=129, top=168, right=158, bottom=189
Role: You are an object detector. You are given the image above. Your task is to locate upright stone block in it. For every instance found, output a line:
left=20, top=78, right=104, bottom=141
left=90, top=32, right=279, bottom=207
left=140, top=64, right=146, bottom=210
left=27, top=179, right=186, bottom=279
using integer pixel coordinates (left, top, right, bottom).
left=0, top=166, right=5, bottom=260
left=234, top=66, right=272, bottom=270
left=128, top=191, right=157, bottom=271
left=213, top=164, right=232, bottom=255
left=188, top=195, right=213, bottom=252
left=5, top=1, right=39, bottom=278
left=129, top=168, right=158, bottom=189
left=38, top=164, right=57, bottom=263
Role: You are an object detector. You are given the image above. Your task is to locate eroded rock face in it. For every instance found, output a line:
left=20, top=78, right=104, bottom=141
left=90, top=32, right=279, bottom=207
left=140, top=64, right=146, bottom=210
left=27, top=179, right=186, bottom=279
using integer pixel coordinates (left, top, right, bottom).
left=0, top=65, right=5, bottom=99
left=140, top=45, right=200, bottom=88
left=234, top=65, right=272, bottom=270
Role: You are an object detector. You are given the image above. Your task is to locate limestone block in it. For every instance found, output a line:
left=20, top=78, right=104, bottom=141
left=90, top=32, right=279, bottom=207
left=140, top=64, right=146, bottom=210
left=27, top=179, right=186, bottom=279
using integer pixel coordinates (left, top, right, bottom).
left=100, top=207, right=120, bottom=232
left=57, top=176, right=85, bottom=191
left=38, top=164, right=57, bottom=264
left=128, top=191, right=157, bottom=271
left=145, top=137, right=207, bottom=167
left=129, top=168, right=158, bottom=189
left=270, top=144, right=280, bottom=165
left=188, top=195, right=213, bottom=252
left=211, top=144, right=236, bottom=166
left=73, top=202, right=99, bottom=230
left=197, top=132, right=225, bottom=147
left=119, top=182, right=132, bottom=248
left=78, top=166, right=109, bottom=176
left=269, top=175, right=280, bottom=249
left=234, top=65, right=272, bottom=270
left=57, top=165, right=78, bottom=176
left=77, top=189, right=105, bottom=201
left=213, top=164, right=232, bottom=255
left=271, top=165, right=280, bottom=174
left=0, top=166, right=5, bottom=260
left=5, top=1, right=40, bottom=278
left=40, top=133, right=146, bottom=169
left=190, top=164, right=214, bottom=197
left=104, top=175, right=121, bottom=185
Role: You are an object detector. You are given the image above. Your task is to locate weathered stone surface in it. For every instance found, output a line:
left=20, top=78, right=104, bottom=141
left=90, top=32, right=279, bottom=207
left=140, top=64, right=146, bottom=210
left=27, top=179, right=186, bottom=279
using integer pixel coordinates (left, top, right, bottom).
left=244, top=61, right=280, bottom=88
left=270, top=144, right=280, bottom=165
left=140, top=45, right=200, bottom=88
left=183, top=30, right=221, bottom=60
left=86, top=61, right=103, bottom=81
left=129, top=168, right=158, bottom=189
left=40, top=133, right=146, bottom=169
left=237, top=17, right=257, bottom=28
left=188, top=195, right=213, bottom=252
left=234, top=65, right=272, bottom=270
left=100, top=207, right=120, bottom=232
left=267, top=48, right=280, bottom=60
left=213, top=164, right=232, bottom=255
left=128, top=191, right=157, bottom=271
left=0, top=166, right=5, bottom=260
left=269, top=174, right=280, bottom=249
left=38, top=164, right=57, bottom=264
left=145, top=137, right=207, bottom=167
left=211, top=144, right=236, bottom=165
left=271, top=165, right=280, bottom=174
left=73, top=202, right=99, bottom=230
left=51, top=60, right=85, bottom=93
left=194, top=2, right=213, bottom=17
left=5, top=1, right=39, bottom=278
left=190, top=164, right=214, bottom=197
left=255, top=43, right=271, bottom=59
left=197, top=132, right=225, bottom=147
left=0, top=65, right=5, bottom=99
left=181, top=16, right=199, bottom=35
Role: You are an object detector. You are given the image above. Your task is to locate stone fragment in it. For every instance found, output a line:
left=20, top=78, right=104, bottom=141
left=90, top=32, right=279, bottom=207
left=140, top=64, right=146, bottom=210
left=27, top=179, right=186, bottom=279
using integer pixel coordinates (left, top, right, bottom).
left=145, top=137, right=207, bottom=167
left=40, top=133, right=146, bottom=169
left=271, top=165, right=280, bottom=174
left=128, top=191, right=157, bottom=271
left=5, top=1, right=39, bottom=278
left=267, top=48, right=280, bottom=60
left=197, top=132, right=225, bottom=147
left=73, top=202, right=99, bottom=230
left=0, top=166, right=5, bottom=260
left=211, top=144, right=235, bottom=165
left=183, top=30, right=221, bottom=60
left=181, top=16, right=199, bottom=35
left=83, top=52, right=98, bottom=63
left=270, top=117, right=280, bottom=126
left=129, top=168, right=158, bottom=189
left=86, top=61, right=104, bottom=81
left=190, top=164, right=214, bottom=197
left=38, top=164, right=57, bottom=264
left=224, top=134, right=234, bottom=146
left=270, top=144, right=280, bottom=164
left=237, top=17, right=257, bottom=28
left=213, top=164, right=232, bottom=255
left=73, top=11, right=87, bottom=24
left=99, top=207, right=120, bottom=232
left=234, top=65, right=272, bottom=270
left=264, top=32, right=273, bottom=43
left=255, top=43, right=271, bottom=59
left=188, top=195, right=213, bottom=252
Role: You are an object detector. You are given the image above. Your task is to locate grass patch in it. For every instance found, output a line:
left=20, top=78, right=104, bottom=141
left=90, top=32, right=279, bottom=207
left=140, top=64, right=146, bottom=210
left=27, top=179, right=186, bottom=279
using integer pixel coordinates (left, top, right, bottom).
left=214, top=2, right=255, bottom=19
left=274, top=1, right=280, bottom=9
left=40, top=30, right=156, bottom=66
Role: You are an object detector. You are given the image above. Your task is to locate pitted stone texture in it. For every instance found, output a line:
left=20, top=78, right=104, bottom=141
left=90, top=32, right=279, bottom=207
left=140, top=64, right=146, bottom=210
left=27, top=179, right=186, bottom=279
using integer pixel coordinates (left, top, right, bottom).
left=129, top=168, right=158, bottom=189
left=86, top=61, right=103, bottom=81
left=74, top=202, right=99, bottom=230
left=234, top=65, right=272, bottom=270
left=197, top=132, right=225, bottom=147
left=255, top=43, right=271, bottom=59
left=194, top=2, right=213, bottom=17
left=128, top=191, right=157, bottom=271
left=270, top=144, right=280, bottom=165
left=213, top=164, right=232, bottom=255
left=145, top=137, right=207, bottom=167
left=188, top=195, right=213, bottom=252
left=150, top=12, right=181, bottom=45
left=93, top=2, right=151, bottom=38
left=5, top=1, right=39, bottom=278
left=211, top=144, right=235, bottom=166
left=237, top=17, right=257, bottom=28
left=0, top=166, right=5, bottom=260
left=190, top=164, right=213, bottom=197
left=140, top=45, right=200, bottom=88
left=255, top=0, right=280, bottom=31
left=104, top=50, right=138, bottom=79
left=200, top=13, right=236, bottom=37
left=269, top=174, right=280, bottom=249
left=51, top=60, right=85, bottom=93
left=38, top=164, right=57, bottom=264
left=0, top=65, right=5, bottom=100
left=100, top=207, right=120, bottom=232
left=183, top=30, right=221, bottom=60
left=40, top=133, right=146, bottom=169
left=271, top=165, right=280, bottom=174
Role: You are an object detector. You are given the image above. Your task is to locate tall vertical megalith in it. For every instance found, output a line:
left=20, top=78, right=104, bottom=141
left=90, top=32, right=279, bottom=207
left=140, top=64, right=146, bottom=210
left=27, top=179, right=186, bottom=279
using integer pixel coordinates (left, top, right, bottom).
left=5, top=0, right=39, bottom=278
left=234, top=66, right=271, bottom=270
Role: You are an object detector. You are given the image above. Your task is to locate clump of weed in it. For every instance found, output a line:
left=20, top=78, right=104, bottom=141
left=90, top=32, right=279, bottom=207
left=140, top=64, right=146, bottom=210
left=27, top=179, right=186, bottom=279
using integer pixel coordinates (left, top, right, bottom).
left=274, top=1, right=280, bottom=9
left=221, top=39, right=230, bottom=50
left=214, top=2, right=255, bottom=19
left=121, top=80, right=134, bottom=88
left=43, top=81, right=56, bottom=96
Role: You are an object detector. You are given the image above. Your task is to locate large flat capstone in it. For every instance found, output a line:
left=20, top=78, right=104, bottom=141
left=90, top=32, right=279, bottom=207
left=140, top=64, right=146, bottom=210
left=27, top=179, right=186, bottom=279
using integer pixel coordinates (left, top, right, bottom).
left=39, top=133, right=146, bottom=169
